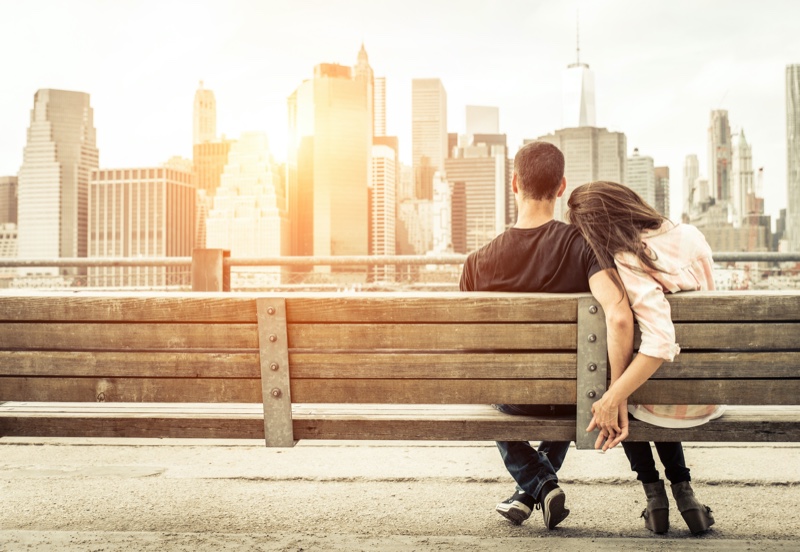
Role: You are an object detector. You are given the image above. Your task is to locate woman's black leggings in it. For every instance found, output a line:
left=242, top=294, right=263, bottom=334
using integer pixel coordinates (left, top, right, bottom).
left=621, top=441, right=691, bottom=484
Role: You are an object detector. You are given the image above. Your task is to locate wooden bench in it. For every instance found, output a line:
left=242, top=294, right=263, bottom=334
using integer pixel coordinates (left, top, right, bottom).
left=1, top=290, right=799, bottom=449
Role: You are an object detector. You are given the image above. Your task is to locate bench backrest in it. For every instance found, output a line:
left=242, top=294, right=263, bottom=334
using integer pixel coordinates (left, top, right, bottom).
left=1, top=290, right=799, bottom=447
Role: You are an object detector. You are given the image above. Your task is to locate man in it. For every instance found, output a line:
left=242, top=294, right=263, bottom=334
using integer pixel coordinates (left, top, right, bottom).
left=459, top=141, right=632, bottom=529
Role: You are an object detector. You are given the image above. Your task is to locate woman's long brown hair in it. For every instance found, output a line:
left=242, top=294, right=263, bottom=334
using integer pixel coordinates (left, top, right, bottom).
left=567, top=181, right=667, bottom=294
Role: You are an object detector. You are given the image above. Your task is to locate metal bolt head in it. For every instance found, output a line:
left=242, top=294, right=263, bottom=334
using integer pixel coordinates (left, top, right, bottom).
left=270, top=362, right=279, bottom=371
left=269, top=334, right=278, bottom=342
left=588, top=333, right=597, bottom=343
left=271, top=388, right=282, bottom=398
left=267, top=307, right=276, bottom=315
left=587, top=390, right=597, bottom=399
left=588, top=363, right=597, bottom=372
left=589, top=305, right=598, bottom=314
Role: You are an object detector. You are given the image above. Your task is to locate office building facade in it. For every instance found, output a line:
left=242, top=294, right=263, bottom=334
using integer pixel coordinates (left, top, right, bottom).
left=17, top=89, right=98, bottom=275
left=88, top=165, right=195, bottom=287
left=626, top=148, right=656, bottom=208
left=534, top=127, right=626, bottom=221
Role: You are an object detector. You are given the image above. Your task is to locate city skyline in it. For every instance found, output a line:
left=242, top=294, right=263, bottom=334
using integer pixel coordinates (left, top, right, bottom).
left=1, top=1, right=799, bottom=222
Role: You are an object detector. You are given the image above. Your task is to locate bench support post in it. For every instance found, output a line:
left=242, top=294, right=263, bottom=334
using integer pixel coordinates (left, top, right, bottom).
left=257, top=297, right=295, bottom=447
left=576, top=297, right=609, bottom=450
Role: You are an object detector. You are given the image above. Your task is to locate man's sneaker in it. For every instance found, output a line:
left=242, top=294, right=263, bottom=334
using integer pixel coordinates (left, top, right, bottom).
left=540, top=485, right=569, bottom=530
left=495, top=490, right=535, bottom=525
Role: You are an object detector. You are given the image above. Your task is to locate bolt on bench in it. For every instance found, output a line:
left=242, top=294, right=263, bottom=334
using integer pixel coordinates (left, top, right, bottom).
left=1, top=291, right=799, bottom=449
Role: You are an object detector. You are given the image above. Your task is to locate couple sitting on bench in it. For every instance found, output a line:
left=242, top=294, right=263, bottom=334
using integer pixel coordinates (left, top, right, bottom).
left=459, top=141, right=722, bottom=535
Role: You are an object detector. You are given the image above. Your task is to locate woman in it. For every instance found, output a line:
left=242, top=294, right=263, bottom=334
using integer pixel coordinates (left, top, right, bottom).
left=567, top=181, right=724, bottom=535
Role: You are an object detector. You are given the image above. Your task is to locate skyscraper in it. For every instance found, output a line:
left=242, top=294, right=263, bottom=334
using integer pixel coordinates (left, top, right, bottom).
left=206, top=132, right=288, bottom=287
left=412, top=78, right=447, bottom=200
left=654, top=166, right=670, bottom=218
left=562, top=32, right=596, bottom=128
left=88, top=164, right=195, bottom=287
left=444, top=136, right=512, bottom=253
left=193, top=81, right=216, bottom=145
left=534, top=127, right=626, bottom=221
left=732, top=129, right=754, bottom=226
left=708, top=109, right=732, bottom=202
left=370, top=143, right=397, bottom=282
left=288, top=63, right=371, bottom=262
left=683, top=154, right=700, bottom=216
left=17, top=89, right=98, bottom=273
left=354, top=44, right=375, bottom=139
left=626, top=148, right=656, bottom=208
left=786, top=64, right=800, bottom=252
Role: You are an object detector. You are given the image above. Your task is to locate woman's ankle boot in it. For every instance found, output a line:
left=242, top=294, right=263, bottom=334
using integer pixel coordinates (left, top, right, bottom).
left=641, top=480, right=669, bottom=533
left=671, top=481, right=714, bottom=534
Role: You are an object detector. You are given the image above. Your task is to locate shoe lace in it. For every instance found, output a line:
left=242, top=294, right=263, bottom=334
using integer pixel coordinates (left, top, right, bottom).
left=534, top=503, right=542, bottom=511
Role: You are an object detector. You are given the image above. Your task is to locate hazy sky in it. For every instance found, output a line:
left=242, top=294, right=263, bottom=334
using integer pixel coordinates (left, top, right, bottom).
left=2, top=0, right=799, bottom=221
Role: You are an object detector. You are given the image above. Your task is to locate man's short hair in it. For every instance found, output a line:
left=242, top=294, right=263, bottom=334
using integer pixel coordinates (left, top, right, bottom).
left=513, top=141, right=565, bottom=200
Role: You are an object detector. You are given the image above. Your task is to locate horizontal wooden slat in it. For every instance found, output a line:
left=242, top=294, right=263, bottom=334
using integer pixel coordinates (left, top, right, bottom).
left=289, top=323, right=576, bottom=350
left=649, top=324, right=800, bottom=350
left=654, top=352, right=800, bottom=378
left=0, top=351, right=576, bottom=379
left=285, top=293, right=582, bottom=323
left=3, top=403, right=800, bottom=443
left=0, top=293, right=259, bottom=323
left=0, top=377, right=576, bottom=405
left=0, top=351, right=260, bottom=377
left=0, top=322, right=575, bottom=351
left=0, top=323, right=258, bottom=350
left=631, top=380, right=800, bottom=405
left=0, top=292, right=585, bottom=323
left=0, top=377, right=263, bottom=403
left=667, top=291, right=800, bottom=322
left=291, top=379, right=575, bottom=404
left=288, top=353, right=576, bottom=378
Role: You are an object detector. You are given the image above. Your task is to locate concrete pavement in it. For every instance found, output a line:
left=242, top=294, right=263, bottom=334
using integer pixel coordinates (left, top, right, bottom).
left=1, top=438, right=799, bottom=551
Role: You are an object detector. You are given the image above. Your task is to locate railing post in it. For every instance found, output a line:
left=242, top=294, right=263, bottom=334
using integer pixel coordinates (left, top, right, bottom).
left=575, top=297, right=609, bottom=450
left=191, top=249, right=230, bottom=291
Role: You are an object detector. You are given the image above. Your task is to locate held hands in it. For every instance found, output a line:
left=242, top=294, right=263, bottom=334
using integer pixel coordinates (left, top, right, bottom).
left=586, top=393, right=629, bottom=451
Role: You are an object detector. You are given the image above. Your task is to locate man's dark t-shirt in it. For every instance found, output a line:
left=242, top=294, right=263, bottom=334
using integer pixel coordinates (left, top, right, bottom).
left=459, top=220, right=601, bottom=293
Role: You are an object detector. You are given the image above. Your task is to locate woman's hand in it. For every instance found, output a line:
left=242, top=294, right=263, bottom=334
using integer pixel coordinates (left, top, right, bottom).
left=586, top=393, right=629, bottom=451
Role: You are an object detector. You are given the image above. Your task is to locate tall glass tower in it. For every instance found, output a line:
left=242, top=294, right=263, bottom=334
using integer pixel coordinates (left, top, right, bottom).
left=412, top=78, right=447, bottom=200
left=562, top=25, right=596, bottom=128
left=708, top=109, right=732, bottom=203
left=787, top=64, right=800, bottom=252
left=17, top=89, right=98, bottom=273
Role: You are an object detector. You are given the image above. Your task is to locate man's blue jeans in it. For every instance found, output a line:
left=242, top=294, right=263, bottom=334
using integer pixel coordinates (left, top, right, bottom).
left=493, top=404, right=573, bottom=503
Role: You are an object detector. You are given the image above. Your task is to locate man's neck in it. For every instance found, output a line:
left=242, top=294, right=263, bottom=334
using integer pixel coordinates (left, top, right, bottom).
left=514, top=199, right=557, bottom=229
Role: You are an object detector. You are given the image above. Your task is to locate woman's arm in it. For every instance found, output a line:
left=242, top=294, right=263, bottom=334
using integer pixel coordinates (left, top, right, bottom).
left=587, top=269, right=634, bottom=449
left=588, top=252, right=677, bottom=449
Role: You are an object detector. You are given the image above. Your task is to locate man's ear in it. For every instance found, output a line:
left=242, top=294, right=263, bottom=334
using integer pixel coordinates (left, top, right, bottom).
left=556, top=177, right=567, bottom=198
left=511, top=173, right=519, bottom=194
